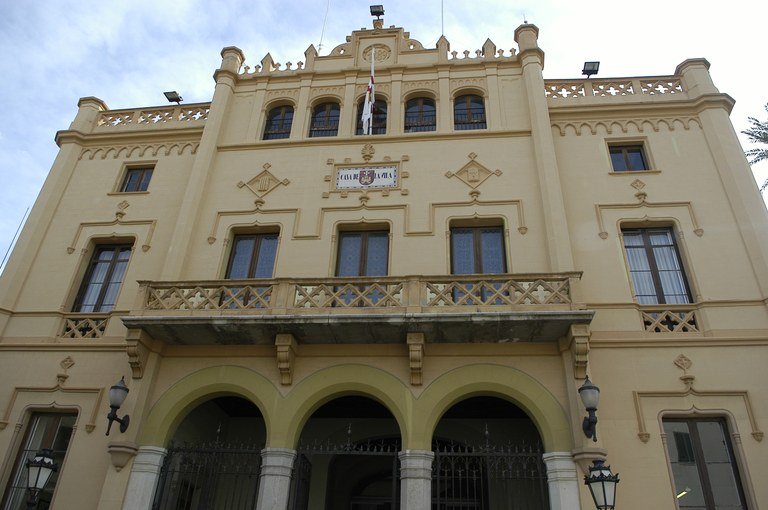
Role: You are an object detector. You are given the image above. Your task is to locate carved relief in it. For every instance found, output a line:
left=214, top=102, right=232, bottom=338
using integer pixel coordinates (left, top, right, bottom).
left=79, top=142, right=199, bottom=160
left=265, top=88, right=300, bottom=102
left=407, top=332, right=424, bottom=386
left=237, top=163, right=290, bottom=198
left=310, top=86, right=345, bottom=100
left=552, top=117, right=701, bottom=137
left=567, top=324, right=590, bottom=380
left=275, top=334, right=297, bottom=385
left=450, top=78, right=487, bottom=93
left=402, top=80, right=438, bottom=94
left=445, top=153, right=504, bottom=197
left=362, top=44, right=392, bottom=63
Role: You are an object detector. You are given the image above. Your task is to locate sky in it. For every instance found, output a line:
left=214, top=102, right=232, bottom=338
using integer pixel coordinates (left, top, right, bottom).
left=1, top=0, right=767, bottom=272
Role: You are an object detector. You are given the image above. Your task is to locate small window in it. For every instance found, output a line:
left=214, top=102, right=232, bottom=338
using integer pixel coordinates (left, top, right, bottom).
left=450, top=226, right=506, bottom=275
left=309, top=102, right=340, bottom=137
left=663, top=418, right=748, bottom=509
left=73, top=244, right=132, bottom=312
left=120, top=167, right=153, bottom=192
left=454, top=94, right=486, bottom=130
left=1, top=413, right=76, bottom=510
left=225, top=234, right=279, bottom=279
left=263, top=105, right=294, bottom=140
left=356, top=99, right=387, bottom=135
left=609, top=144, right=648, bottom=171
left=336, top=231, right=389, bottom=277
left=622, top=227, right=691, bottom=304
left=404, top=97, right=436, bottom=132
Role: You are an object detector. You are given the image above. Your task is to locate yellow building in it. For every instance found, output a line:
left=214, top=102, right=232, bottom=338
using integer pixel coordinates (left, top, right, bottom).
left=0, top=15, right=766, bottom=510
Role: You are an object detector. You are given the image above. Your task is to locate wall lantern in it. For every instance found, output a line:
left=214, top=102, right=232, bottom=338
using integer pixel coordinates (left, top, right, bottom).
left=582, top=61, right=600, bottom=78
left=106, top=376, right=130, bottom=436
left=578, top=376, right=600, bottom=441
left=163, top=91, right=183, bottom=104
left=26, top=448, right=57, bottom=508
left=584, top=459, right=619, bottom=510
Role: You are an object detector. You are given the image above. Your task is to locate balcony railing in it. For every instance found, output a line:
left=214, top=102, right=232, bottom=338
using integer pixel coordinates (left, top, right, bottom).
left=640, top=305, right=698, bottom=333
left=94, top=104, right=210, bottom=131
left=544, top=77, right=684, bottom=101
left=123, top=274, right=591, bottom=345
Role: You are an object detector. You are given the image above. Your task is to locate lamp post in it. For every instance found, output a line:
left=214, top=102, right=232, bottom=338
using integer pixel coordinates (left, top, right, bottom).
left=26, top=449, right=57, bottom=509
left=106, top=376, right=130, bottom=436
left=578, top=376, right=600, bottom=441
left=584, top=459, right=619, bottom=509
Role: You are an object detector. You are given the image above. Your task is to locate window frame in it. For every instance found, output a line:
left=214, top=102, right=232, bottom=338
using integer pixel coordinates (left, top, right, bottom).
left=308, top=101, right=341, bottom=138
left=453, top=94, right=487, bottom=131
left=72, top=243, right=133, bottom=313
left=335, top=229, right=390, bottom=277
left=119, top=166, right=154, bottom=193
left=450, top=225, right=507, bottom=275
left=404, top=97, right=436, bottom=133
left=662, top=417, right=749, bottom=510
left=355, top=98, right=388, bottom=135
left=621, top=226, right=692, bottom=305
left=608, top=143, right=650, bottom=172
left=263, top=104, right=295, bottom=140
left=224, top=233, right=280, bottom=279
left=0, top=411, right=77, bottom=510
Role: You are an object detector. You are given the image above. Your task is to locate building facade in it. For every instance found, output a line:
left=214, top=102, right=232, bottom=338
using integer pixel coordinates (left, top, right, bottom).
left=0, top=17, right=766, bottom=510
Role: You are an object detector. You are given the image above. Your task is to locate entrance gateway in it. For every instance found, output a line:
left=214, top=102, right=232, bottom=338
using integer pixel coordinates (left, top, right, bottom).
left=153, top=396, right=549, bottom=509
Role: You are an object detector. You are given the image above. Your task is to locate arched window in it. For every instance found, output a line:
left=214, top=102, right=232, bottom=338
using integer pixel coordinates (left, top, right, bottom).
left=454, top=94, right=486, bottom=130
left=404, top=97, right=436, bottom=132
left=309, top=102, right=340, bottom=137
left=356, top=99, right=387, bottom=135
left=263, top=105, right=294, bottom=140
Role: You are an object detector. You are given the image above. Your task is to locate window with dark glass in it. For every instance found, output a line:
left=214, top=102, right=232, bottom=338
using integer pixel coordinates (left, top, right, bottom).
left=335, top=230, right=389, bottom=306
left=356, top=99, right=387, bottom=135
left=453, top=94, right=486, bottom=130
left=224, top=234, right=279, bottom=308
left=609, top=144, right=648, bottom=171
left=73, top=244, right=132, bottom=312
left=309, top=102, right=340, bottom=137
left=263, top=105, right=294, bottom=140
left=622, top=228, right=691, bottom=305
left=1, top=413, right=76, bottom=510
left=451, top=227, right=506, bottom=275
left=663, top=418, right=747, bottom=510
left=404, top=97, right=436, bottom=132
left=120, top=167, right=153, bottom=192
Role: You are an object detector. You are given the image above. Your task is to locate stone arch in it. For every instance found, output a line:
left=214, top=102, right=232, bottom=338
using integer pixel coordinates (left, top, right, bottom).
left=136, top=365, right=279, bottom=447
left=274, top=364, right=410, bottom=448
left=414, top=364, right=573, bottom=452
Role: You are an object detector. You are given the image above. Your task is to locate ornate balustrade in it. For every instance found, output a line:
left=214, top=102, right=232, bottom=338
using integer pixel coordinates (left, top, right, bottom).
left=640, top=305, right=699, bottom=333
left=124, top=273, right=591, bottom=345
left=94, top=103, right=210, bottom=130
left=59, top=314, right=109, bottom=338
left=544, top=77, right=684, bottom=100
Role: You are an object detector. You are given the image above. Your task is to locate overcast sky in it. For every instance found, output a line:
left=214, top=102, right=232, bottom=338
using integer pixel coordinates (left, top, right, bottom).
left=1, top=0, right=767, bottom=272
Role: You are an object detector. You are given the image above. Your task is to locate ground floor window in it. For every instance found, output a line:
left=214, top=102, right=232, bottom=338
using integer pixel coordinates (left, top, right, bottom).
left=663, top=418, right=747, bottom=509
left=1, top=413, right=76, bottom=510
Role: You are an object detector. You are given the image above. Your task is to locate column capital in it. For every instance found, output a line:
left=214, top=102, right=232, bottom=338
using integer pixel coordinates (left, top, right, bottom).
left=542, top=451, right=579, bottom=482
left=131, top=446, right=167, bottom=474
left=398, top=449, right=434, bottom=480
left=260, top=447, right=297, bottom=478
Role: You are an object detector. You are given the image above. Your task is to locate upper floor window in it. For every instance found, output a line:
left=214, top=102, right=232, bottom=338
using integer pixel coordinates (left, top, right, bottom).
left=226, top=234, right=279, bottom=279
left=120, top=167, right=153, bottom=192
left=263, top=105, right=294, bottom=140
left=356, top=99, right=387, bottom=135
left=454, top=94, right=486, bottom=130
left=663, top=418, right=747, bottom=510
left=73, top=244, right=132, bottom=312
left=451, top=226, right=506, bottom=274
left=309, top=102, right=340, bottom=137
left=336, top=230, right=389, bottom=277
left=1, top=413, right=76, bottom=510
left=404, top=97, right=436, bottom=133
left=622, top=227, right=691, bottom=304
left=609, top=144, right=648, bottom=171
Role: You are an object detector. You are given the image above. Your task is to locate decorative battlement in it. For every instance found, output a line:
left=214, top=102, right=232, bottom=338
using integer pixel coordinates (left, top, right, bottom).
left=545, top=77, right=684, bottom=100
left=94, top=103, right=210, bottom=130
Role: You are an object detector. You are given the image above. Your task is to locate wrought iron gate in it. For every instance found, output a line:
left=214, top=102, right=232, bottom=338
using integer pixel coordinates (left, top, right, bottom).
left=288, top=437, right=401, bottom=510
left=432, top=440, right=549, bottom=510
left=152, top=442, right=263, bottom=510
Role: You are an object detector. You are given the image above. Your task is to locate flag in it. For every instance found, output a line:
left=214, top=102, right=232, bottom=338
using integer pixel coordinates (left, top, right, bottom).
left=361, top=47, right=375, bottom=135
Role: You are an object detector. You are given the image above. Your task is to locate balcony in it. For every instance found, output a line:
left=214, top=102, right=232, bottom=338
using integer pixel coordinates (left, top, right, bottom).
left=122, top=273, right=592, bottom=345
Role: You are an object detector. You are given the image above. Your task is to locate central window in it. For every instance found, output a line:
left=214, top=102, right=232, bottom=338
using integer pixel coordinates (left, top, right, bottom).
left=356, top=99, right=387, bottom=135
left=404, top=97, right=436, bottom=132
left=263, top=105, right=294, bottom=140
left=226, top=234, right=278, bottom=279
left=309, top=102, right=340, bottom=137
left=453, top=94, right=486, bottom=130
left=451, top=226, right=506, bottom=275
left=336, top=230, right=389, bottom=277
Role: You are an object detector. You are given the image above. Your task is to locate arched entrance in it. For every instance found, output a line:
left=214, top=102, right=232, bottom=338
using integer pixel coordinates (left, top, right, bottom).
left=289, top=395, right=402, bottom=510
left=431, top=396, right=549, bottom=510
left=152, top=396, right=266, bottom=510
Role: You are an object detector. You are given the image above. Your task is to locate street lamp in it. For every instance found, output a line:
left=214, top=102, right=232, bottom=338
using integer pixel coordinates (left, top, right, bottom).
left=106, top=376, right=130, bottom=436
left=584, top=459, right=619, bottom=509
left=578, top=376, right=600, bottom=441
left=26, top=448, right=57, bottom=509
left=582, top=61, right=600, bottom=78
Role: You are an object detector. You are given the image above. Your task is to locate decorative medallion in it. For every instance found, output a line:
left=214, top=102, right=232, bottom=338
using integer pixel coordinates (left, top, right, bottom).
left=336, top=165, right=398, bottom=190
left=445, top=153, right=502, bottom=193
left=673, top=354, right=693, bottom=373
left=238, top=163, right=290, bottom=198
left=362, top=44, right=391, bottom=63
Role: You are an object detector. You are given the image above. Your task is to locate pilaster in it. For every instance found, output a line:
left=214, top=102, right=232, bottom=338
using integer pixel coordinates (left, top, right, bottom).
left=399, top=449, right=434, bottom=510
left=256, top=448, right=297, bottom=510
left=121, top=446, right=167, bottom=510
left=542, top=451, right=582, bottom=510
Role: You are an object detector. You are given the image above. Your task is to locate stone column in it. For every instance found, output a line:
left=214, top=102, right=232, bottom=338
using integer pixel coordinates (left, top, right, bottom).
left=542, top=452, right=582, bottom=510
left=256, top=448, right=297, bottom=510
left=121, top=446, right=167, bottom=510
left=399, top=449, right=434, bottom=510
